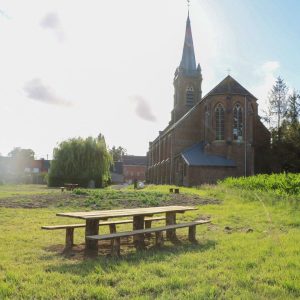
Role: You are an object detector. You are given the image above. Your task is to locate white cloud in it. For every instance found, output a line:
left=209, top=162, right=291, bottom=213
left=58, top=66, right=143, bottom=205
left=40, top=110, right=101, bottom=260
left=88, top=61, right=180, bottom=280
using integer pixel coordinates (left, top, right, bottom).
left=40, top=12, right=64, bottom=42
left=24, top=78, right=72, bottom=107
left=131, top=95, right=157, bottom=122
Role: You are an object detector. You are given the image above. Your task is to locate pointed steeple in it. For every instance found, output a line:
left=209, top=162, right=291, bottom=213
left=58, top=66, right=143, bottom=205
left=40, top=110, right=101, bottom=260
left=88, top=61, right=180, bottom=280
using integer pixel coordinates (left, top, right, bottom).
left=180, top=13, right=197, bottom=72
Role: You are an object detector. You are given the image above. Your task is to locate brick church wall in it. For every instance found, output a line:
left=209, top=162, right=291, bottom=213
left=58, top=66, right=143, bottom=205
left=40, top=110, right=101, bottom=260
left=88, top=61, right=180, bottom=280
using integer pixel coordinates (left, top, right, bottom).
left=187, top=166, right=238, bottom=186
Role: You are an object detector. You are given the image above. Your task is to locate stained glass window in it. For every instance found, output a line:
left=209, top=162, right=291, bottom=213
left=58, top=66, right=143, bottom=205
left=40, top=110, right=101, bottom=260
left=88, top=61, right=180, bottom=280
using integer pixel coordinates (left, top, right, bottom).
left=215, top=104, right=225, bottom=140
left=233, top=104, right=243, bottom=141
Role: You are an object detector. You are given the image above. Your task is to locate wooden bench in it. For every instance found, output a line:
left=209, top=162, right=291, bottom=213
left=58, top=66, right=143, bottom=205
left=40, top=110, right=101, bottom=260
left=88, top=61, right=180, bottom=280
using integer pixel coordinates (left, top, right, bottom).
left=86, top=220, right=211, bottom=256
left=42, top=216, right=166, bottom=249
left=64, top=183, right=79, bottom=191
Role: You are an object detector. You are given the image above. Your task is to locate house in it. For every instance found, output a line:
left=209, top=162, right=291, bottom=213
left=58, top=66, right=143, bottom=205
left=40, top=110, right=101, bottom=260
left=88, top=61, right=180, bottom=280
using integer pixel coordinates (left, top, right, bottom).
left=0, top=156, right=50, bottom=184
left=123, top=155, right=147, bottom=183
left=110, top=155, right=147, bottom=184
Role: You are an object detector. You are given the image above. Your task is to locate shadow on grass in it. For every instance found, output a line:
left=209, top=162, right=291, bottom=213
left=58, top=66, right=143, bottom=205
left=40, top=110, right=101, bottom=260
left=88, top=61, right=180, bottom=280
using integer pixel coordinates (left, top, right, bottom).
left=44, top=237, right=217, bottom=276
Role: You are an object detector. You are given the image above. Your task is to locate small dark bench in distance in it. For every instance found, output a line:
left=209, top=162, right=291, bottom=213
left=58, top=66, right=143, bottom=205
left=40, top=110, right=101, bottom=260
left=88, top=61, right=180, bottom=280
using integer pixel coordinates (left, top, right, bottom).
left=42, top=216, right=166, bottom=249
left=64, top=183, right=79, bottom=191
left=86, top=220, right=211, bottom=256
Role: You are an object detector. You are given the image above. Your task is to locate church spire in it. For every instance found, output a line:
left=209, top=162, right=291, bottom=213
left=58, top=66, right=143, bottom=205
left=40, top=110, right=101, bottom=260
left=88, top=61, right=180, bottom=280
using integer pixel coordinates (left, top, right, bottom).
left=179, top=12, right=197, bottom=72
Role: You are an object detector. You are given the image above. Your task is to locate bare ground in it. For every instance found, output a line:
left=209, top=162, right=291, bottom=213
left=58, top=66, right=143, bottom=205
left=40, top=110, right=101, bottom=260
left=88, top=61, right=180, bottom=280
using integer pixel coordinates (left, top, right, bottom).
left=0, top=191, right=220, bottom=209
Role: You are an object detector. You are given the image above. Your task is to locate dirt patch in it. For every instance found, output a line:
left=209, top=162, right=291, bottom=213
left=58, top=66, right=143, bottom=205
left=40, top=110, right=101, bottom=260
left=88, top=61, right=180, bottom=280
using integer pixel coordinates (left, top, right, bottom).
left=0, top=191, right=220, bottom=209
left=168, top=193, right=221, bottom=206
left=0, top=193, right=87, bottom=208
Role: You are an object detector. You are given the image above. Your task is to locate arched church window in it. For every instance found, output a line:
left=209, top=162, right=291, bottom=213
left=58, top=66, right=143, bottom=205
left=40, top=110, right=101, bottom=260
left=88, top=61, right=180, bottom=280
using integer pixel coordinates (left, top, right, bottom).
left=233, top=103, right=243, bottom=141
left=186, top=86, right=194, bottom=106
left=215, top=104, right=225, bottom=140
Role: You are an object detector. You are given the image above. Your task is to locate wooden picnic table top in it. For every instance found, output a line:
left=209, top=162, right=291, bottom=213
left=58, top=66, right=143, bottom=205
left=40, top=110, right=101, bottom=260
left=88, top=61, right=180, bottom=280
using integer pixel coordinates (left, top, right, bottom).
left=56, top=206, right=196, bottom=220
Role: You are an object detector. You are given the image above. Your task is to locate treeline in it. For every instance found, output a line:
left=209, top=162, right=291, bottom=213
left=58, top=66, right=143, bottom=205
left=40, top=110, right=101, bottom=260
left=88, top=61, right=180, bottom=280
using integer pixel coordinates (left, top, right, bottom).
left=263, top=77, right=300, bottom=172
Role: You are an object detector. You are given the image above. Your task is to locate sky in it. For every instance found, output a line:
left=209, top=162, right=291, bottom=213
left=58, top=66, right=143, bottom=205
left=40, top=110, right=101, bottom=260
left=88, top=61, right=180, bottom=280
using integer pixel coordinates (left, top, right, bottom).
left=0, top=0, right=299, bottom=158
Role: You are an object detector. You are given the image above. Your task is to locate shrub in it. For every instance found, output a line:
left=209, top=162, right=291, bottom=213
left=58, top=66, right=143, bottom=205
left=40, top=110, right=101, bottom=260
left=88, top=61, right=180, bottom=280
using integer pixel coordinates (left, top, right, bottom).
left=219, top=173, right=300, bottom=196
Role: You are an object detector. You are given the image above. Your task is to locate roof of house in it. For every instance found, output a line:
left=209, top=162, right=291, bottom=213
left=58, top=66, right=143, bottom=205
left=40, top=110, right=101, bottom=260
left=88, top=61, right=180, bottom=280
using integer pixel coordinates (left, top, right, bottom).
left=181, top=142, right=236, bottom=167
left=123, top=155, right=147, bottom=166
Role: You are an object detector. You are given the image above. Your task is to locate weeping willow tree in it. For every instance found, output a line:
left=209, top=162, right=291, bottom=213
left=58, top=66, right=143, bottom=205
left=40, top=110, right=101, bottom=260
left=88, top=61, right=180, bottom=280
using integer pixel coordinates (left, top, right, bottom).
left=48, top=134, right=112, bottom=188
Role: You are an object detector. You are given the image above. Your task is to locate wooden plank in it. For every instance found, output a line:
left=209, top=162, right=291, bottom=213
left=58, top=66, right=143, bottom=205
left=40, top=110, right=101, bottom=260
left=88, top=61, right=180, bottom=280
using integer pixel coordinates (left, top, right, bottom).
left=42, top=224, right=86, bottom=230
left=56, top=206, right=196, bottom=220
left=41, top=217, right=166, bottom=230
left=58, top=206, right=188, bottom=216
left=86, top=220, right=211, bottom=240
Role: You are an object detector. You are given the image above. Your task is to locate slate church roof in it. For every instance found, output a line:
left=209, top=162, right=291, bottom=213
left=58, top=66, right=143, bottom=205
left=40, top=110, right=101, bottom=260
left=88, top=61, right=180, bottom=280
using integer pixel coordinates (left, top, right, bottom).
left=207, top=75, right=257, bottom=99
left=178, top=13, right=201, bottom=77
left=181, top=143, right=236, bottom=167
left=180, top=14, right=196, bottom=72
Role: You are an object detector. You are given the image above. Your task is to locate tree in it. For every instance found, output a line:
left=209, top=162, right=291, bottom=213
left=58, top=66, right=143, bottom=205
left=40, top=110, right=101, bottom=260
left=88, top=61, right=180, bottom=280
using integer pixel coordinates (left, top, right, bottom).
left=268, top=76, right=288, bottom=140
left=48, top=135, right=112, bottom=188
left=271, top=120, right=300, bottom=172
left=267, top=85, right=300, bottom=173
left=110, top=146, right=127, bottom=162
left=8, top=147, right=35, bottom=174
left=8, top=147, right=35, bottom=160
left=285, top=89, right=300, bottom=126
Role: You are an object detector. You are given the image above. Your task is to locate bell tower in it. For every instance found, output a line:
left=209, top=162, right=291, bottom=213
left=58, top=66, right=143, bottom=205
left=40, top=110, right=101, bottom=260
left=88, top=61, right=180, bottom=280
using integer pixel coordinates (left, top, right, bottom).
left=171, top=12, right=202, bottom=123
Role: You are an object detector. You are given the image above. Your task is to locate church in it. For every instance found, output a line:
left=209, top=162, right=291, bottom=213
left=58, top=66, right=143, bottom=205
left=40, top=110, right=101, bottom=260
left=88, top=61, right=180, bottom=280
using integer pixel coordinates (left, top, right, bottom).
left=146, top=13, right=270, bottom=186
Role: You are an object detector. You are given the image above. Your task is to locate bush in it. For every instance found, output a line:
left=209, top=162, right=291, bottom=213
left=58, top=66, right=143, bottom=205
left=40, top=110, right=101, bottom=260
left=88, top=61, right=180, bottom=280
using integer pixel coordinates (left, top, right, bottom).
left=219, top=173, right=300, bottom=196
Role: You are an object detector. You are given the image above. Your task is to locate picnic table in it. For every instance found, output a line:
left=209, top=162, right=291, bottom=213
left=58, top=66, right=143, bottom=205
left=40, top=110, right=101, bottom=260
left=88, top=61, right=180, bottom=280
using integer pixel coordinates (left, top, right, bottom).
left=57, top=206, right=197, bottom=253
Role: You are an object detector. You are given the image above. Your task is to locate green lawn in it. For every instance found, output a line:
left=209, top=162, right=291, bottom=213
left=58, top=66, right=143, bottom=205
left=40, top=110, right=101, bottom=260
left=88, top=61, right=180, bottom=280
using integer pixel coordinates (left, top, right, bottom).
left=0, top=183, right=299, bottom=299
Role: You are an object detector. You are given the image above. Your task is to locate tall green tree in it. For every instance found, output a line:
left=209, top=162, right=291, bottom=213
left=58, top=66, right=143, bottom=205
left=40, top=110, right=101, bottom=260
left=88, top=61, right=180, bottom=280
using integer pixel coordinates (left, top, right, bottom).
left=110, top=146, right=127, bottom=162
left=266, top=81, right=300, bottom=172
left=8, top=147, right=35, bottom=174
left=48, top=134, right=112, bottom=187
left=285, top=89, right=300, bottom=125
left=268, top=76, right=288, bottom=140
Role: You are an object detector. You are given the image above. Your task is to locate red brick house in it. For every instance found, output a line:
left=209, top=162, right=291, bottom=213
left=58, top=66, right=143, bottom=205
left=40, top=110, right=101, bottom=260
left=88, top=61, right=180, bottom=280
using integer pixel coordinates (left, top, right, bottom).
left=146, top=13, right=270, bottom=186
left=123, top=155, right=147, bottom=183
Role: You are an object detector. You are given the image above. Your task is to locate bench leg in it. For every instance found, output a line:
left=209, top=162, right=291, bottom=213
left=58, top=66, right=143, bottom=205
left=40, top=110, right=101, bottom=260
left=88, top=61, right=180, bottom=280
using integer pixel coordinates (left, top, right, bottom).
left=133, top=216, right=145, bottom=250
left=65, top=228, right=74, bottom=249
left=189, top=225, right=197, bottom=243
left=109, top=223, right=117, bottom=248
left=145, top=220, right=152, bottom=239
left=109, top=224, right=116, bottom=234
left=166, top=212, right=177, bottom=241
left=85, top=219, right=99, bottom=255
left=111, top=237, right=120, bottom=257
left=155, top=231, right=164, bottom=247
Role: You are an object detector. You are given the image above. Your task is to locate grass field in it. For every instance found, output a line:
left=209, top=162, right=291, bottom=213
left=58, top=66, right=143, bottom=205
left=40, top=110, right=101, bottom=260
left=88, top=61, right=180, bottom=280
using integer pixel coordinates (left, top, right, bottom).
left=0, top=180, right=299, bottom=299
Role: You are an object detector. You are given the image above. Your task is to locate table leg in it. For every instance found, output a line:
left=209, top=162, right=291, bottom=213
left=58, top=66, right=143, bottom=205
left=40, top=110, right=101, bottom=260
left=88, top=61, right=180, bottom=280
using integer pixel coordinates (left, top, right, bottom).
left=85, top=219, right=99, bottom=255
left=133, top=215, right=145, bottom=250
left=166, top=212, right=177, bottom=241
left=65, top=228, right=74, bottom=250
